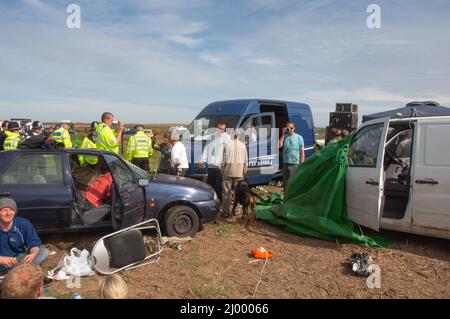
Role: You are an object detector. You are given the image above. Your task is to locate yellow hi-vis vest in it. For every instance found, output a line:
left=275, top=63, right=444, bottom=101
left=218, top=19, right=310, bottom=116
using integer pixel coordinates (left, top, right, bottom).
left=3, top=131, right=21, bottom=150
left=95, top=123, right=119, bottom=154
left=125, top=131, right=153, bottom=161
left=78, top=136, right=98, bottom=166
left=51, top=127, right=72, bottom=148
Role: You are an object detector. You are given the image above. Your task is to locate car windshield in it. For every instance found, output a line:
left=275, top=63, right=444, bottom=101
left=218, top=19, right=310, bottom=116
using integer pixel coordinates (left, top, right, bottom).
left=187, top=115, right=240, bottom=141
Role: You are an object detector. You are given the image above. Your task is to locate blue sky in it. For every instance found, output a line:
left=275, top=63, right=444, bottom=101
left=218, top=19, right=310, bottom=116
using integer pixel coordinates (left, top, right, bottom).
left=1, top=0, right=449, bottom=126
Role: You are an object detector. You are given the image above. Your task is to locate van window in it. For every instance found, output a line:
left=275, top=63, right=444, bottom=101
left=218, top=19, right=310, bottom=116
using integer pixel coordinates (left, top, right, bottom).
left=348, top=123, right=384, bottom=167
left=1, top=154, right=64, bottom=185
left=187, top=115, right=241, bottom=141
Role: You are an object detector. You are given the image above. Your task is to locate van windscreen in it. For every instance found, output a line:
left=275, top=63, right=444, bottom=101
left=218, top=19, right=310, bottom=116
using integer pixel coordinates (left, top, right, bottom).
left=187, top=115, right=240, bottom=141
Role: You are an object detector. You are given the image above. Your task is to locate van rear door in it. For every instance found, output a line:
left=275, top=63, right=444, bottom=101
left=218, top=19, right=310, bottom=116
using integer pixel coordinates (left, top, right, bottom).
left=411, top=119, right=450, bottom=232
left=241, top=112, right=277, bottom=177
left=346, top=118, right=390, bottom=231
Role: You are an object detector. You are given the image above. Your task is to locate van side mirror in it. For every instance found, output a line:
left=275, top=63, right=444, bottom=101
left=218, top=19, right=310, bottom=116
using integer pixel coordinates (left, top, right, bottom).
left=138, top=178, right=149, bottom=187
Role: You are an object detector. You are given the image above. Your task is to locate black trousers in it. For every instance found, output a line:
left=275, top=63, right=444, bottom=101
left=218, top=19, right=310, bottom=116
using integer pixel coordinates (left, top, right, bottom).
left=131, top=157, right=149, bottom=172
left=207, top=167, right=223, bottom=201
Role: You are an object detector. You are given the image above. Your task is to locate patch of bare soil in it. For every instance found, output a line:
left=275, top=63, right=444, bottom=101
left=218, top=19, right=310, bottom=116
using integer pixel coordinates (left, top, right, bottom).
left=39, top=217, right=450, bottom=299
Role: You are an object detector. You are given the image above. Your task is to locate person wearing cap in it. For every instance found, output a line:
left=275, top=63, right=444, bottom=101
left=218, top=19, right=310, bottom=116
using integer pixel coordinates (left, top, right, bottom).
left=28, top=121, right=44, bottom=138
left=0, top=198, right=49, bottom=276
left=0, top=120, right=10, bottom=151
left=125, top=125, right=153, bottom=171
left=51, top=120, right=72, bottom=148
left=3, top=122, right=22, bottom=151
left=96, top=112, right=124, bottom=155
left=79, top=121, right=99, bottom=166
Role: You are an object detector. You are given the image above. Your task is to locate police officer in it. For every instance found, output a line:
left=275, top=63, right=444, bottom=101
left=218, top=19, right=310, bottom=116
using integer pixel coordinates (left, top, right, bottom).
left=3, top=122, right=21, bottom=150
left=96, top=112, right=124, bottom=154
left=28, top=121, right=44, bottom=137
left=79, top=122, right=99, bottom=166
left=51, top=120, right=72, bottom=148
left=125, top=125, right=153, bottom=171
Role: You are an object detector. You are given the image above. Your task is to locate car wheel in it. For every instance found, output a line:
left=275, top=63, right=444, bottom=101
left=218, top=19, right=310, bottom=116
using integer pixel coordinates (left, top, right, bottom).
left=164, top=205, right=200, bottom=237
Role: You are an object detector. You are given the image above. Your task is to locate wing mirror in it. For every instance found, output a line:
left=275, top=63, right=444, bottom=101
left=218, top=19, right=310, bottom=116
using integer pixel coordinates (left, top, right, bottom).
left=138, top=178, right=149, bottom=187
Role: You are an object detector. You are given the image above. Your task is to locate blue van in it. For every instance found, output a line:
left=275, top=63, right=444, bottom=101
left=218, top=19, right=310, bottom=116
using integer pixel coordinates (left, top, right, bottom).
left=183, top=99, right=316, bottom=186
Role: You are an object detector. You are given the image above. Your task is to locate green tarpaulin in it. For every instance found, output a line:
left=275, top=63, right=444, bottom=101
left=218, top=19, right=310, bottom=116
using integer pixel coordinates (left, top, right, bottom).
left=256, top=137, right=390, bottom=247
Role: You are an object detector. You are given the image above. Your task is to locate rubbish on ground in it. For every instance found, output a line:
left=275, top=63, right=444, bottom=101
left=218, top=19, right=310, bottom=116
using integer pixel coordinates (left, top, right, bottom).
left=171, top=243, right=182, bottom=251
left=160, top=236, right=192, bottom=246
left=251, top=247, right=273, bottom=259
left=349, top=253, right=373, bottom=276
left=47, top=248, right=96, bottom=280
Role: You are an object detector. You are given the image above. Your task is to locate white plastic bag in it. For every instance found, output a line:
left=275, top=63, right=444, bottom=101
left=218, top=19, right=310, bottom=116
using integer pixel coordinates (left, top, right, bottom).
left=47, top=247, right=96, bottom=280
left=63, top=248, right=96, bottom=277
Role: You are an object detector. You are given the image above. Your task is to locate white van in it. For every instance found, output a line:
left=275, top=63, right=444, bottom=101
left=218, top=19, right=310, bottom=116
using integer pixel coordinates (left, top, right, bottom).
left=346, top=116, right=450, bottom=240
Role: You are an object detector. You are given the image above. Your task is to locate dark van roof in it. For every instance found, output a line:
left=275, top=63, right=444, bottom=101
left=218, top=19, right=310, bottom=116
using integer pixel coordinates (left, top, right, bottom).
left=198, top=99, right=312, bottom=117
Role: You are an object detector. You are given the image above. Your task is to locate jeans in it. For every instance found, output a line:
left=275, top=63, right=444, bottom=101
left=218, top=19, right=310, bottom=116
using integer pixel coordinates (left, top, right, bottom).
left=0, top=246, right=50, bottom=276
left=283, top=164, right=298, bottom=193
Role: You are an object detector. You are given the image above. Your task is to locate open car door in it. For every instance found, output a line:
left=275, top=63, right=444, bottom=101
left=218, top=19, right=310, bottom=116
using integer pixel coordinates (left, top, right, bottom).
left=103, top=154, right=145, bottom=229
left=346, top=118, right=390, bottom=231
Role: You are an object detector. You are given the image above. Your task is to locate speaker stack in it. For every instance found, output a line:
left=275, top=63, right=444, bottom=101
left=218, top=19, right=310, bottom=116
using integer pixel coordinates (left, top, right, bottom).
left=325, top=103, right=358, bottom=144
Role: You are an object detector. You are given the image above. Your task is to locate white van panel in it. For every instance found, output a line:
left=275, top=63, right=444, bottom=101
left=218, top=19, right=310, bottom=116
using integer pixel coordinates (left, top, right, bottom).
left=411, top=121, right=450, bottom=232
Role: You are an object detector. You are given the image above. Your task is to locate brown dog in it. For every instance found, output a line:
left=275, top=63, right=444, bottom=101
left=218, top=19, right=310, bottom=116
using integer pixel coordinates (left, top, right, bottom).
left=232, top=180, right=265, bottom=225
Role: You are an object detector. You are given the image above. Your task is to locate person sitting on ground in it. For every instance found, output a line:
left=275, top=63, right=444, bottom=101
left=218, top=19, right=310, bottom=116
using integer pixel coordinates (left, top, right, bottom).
left=0, top=198, right=49, bottom=276
left=98, top=274, right=128, bottom=299
left=0, top=263, right=51, bottom=299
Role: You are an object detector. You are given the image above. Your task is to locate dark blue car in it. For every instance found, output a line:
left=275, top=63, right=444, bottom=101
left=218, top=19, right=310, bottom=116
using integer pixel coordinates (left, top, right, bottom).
left=0, top=149, right=220, bottom=237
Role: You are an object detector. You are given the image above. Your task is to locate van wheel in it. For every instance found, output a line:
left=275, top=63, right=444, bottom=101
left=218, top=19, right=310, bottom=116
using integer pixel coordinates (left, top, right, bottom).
left=164, top=205, right=200, bottom=237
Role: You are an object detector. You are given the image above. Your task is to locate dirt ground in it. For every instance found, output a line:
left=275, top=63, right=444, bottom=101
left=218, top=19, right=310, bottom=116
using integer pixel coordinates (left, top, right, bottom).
left=40, top=215, right=450, bottom=299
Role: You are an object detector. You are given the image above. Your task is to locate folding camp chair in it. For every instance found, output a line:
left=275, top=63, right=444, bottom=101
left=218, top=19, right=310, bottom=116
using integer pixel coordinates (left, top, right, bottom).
left=90, top=219, right=163, bottom=275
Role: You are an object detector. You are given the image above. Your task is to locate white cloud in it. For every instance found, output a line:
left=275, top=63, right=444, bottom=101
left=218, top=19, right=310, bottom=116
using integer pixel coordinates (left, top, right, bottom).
left=167, top=35, right=203, bottom=48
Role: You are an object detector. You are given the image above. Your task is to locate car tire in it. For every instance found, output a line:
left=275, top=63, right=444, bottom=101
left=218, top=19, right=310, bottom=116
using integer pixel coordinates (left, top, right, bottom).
left=164, top=205, right=200, bottom=237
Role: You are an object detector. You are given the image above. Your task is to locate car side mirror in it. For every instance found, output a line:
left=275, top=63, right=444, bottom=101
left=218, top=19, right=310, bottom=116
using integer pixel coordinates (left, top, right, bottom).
left=138, top=178, right=149, bottom=187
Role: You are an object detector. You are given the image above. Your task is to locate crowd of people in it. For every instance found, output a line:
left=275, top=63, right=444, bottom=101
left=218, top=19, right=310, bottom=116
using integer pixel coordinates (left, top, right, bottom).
left=0, top=111, right=309, bottom=298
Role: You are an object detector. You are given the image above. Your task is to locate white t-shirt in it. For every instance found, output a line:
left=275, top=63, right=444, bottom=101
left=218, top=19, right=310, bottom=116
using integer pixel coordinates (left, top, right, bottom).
left=171, top=141, right=189, bottom=169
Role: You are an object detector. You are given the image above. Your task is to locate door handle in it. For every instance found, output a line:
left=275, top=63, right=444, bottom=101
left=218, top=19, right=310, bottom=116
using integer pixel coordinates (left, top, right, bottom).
left=366, top=180, right=379, bottom=186
left=415, top=179, right=439, bottom=185
left=0, top=192, right=11, bottom=196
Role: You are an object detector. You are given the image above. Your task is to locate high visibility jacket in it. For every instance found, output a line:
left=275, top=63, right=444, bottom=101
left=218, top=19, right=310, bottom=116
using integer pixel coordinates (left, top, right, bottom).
left=79, top=136, right=98, bottom=166
left=51, top=127, right=72, bottom=148
left=3, top=131, right=21, bottom=150
left=125, top=131, right=153, bottom=161
left=96, top=123, right=119, bottom=154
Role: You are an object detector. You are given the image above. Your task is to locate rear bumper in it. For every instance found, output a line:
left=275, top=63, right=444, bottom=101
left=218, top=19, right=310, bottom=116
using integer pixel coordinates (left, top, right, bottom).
left=195, top=198, right=220, bottom=223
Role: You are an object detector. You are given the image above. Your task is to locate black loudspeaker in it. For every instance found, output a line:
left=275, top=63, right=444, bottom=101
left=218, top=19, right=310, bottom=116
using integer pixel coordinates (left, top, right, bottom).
left=329, top=112, right=358, bottom=130
left=336, top=103, right=358, bottom=113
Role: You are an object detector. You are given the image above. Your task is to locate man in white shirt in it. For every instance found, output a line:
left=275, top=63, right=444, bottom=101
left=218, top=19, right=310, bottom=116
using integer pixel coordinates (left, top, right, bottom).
left=170, top=130, right=189, bottom=177
left=198, top=122, right=231, bottom=201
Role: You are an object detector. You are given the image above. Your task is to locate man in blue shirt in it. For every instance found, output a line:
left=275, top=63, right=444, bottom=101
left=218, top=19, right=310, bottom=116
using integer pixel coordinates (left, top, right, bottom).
left=0, top=198, right=49, bottom=276
left=278, top=121, right=305, bottom=193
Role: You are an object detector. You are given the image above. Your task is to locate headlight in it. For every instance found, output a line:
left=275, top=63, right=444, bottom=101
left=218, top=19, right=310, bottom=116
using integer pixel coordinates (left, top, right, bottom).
left=213, top=191, right=218, bottom=201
